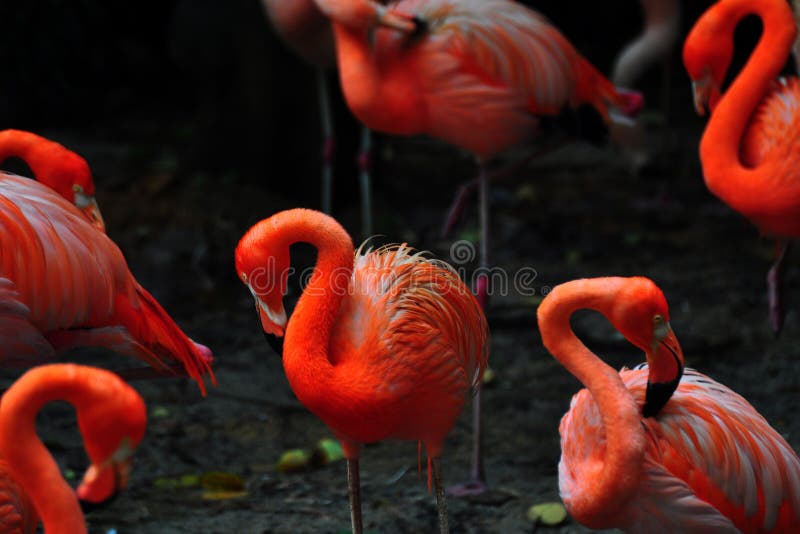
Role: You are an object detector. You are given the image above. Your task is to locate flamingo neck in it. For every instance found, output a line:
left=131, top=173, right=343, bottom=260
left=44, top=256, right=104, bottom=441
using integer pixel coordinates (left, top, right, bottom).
left=0, top=129, right=38, bottom=169
left=700, top=0, right=796, bottom=203
left=0, top=367, right=98, bottom=534
left=536, top=278, right=646, bottom=524
left=275, top=211, right=355, bottom=421
left=331, top=23, right=383, bottom=125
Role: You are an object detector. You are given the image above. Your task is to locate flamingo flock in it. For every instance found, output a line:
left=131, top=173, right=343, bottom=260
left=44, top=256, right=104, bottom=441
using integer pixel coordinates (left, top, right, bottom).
left=2, top=0, right=800, bottom=532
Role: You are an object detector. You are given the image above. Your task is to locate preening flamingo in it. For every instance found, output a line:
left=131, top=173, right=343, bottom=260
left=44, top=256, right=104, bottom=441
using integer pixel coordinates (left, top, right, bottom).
left=683, top=0, right=800, bottom=334
left=537, top=277, right=800, bottom=532
left=235, top=208, right=489, bottom=533
left=0, top=129, right=104, bottom=232
left=0, top=172, right=215, bottom=392
left=259, top=0, right=376, bottom=235
left=312, top=0, right=640, bottom=493
left=0, top=363, right=147, bottom=534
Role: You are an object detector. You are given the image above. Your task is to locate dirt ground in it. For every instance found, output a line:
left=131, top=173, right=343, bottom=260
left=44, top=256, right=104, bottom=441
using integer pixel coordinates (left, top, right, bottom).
left=2, top=108, right=800, bottom=534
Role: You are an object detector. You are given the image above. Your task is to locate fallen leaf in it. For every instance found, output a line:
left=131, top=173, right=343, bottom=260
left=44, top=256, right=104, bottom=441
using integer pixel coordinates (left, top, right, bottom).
left=527, top=501, right=567, bottom=526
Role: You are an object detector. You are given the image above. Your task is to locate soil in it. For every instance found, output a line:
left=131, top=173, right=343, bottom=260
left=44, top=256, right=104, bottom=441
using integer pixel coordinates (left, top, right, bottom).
left=2, top=110, right=798, bottom=534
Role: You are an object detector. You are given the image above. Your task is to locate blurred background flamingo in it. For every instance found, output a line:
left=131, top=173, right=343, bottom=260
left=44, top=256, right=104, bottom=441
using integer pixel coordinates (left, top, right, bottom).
left=0, top=172, right=214, bottom=391
left=0, top=129, right=105, bottom=231
left=0, top=363, right=147, bottom=534
left=259, top=0, right=376, bottom=235
left=235, top=208, right=488, bottom=533
left=684, top=0, right=800, bottom=334
left=538, top=277, right=800, bottom=531
left=312, top=0, right=640, bottom=494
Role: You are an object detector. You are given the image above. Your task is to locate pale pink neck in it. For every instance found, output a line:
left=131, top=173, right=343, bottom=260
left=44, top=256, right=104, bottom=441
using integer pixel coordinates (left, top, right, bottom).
left=537, top=278, right=645, bottom=521
left=0, top=368, right=94, bottom=534
left=700, top=0, right=796, bottom=198
left=268, top=211, right=355, bottom=417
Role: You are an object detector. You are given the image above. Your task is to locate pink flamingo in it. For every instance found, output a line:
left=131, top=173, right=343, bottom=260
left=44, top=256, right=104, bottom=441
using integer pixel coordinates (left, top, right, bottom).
left=538, top=277, right=800, bottom=531
left=0, top=171, right=214, bottom=391
left=311, top=0, right=640, bottom=494
left=0, top=363, right=147, bottom=534
left=236, top=208, right=489, bottom=533
left=260, top=0, right=377, bottom=235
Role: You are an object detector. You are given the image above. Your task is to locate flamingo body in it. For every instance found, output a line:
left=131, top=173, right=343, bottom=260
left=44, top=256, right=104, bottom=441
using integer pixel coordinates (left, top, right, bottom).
left=0, top=460, right=36, bottom=534
left=325, top=0, right=636, bottom=160
left=561, top=366, right=800, bottom=532
left=0, top=173, right=214, bottom=391
left=538, top=277, right=800, bottom=532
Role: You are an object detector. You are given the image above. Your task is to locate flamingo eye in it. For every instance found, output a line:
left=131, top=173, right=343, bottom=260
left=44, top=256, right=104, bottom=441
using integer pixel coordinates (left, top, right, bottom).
left=73, top=184, right=84, bottom=193
left=653, top=314, right=664, bottom=325
left=241, top=272, right=248, bottom=283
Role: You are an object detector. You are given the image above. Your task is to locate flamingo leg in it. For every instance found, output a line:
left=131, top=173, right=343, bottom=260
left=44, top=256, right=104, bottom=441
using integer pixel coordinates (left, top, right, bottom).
left=317, top=69, right=335, bottom=215
left=346, top=458, right=363, bottom=534
left=357, top=126, right=373, bottom=237
left=768, top=240, right=792, bottom=335
left=448, top=162, right=489, bottom=496
left=432, top=457, right=450, bottom=533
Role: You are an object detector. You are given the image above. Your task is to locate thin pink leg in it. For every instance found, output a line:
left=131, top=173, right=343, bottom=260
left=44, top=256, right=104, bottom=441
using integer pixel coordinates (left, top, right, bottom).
left=768, top=240, right=792, bottom=336
left=316, top=69, right=335, bottom=214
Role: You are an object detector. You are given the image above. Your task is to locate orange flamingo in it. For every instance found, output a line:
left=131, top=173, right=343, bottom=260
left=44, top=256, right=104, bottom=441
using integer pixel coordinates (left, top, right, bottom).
left=235, top=208, right=489, bottom=533
left=537, top=277, right=800, bottom=531
left=313, top=0, right=640, bottom=493
left=260, top=0, right=377, bottom=235
left=0, top=129, right=104, bottom=232
left=683, top=0, right=800, bottom=334
left=0, top=363, right=147, bottom=534
left=0, top=171, right=214, bottom=392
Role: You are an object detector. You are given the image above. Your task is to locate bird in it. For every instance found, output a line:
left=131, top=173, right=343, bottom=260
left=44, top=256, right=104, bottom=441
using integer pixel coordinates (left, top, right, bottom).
left=0, top=363, right=147, bottom=534
left=0, top=171, right=215, bottom=392
left=683, top=0, right=800, bottom=334
left=235, top=208, right=489, bottom=534
left=537, top=276, right=800, bottom=532
left=311, top=0, right=640, bottom=494
left=260, top=0, right=376, bottom=236
left=0, top=129, right=105, bottom=232
left=609, top=0, right=681, bottom=172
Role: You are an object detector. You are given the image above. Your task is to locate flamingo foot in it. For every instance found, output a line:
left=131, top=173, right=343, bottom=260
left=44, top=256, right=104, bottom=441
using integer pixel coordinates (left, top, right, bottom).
left=767, top=241, right=791, bottom=336
left=447, top=478, right=488, bottom=497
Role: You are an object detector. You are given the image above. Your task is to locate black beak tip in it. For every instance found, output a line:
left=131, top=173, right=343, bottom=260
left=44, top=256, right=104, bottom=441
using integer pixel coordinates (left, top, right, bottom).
left=79, top=490, right=120, bottom=514
left=264, top=331, right=284, bottom=355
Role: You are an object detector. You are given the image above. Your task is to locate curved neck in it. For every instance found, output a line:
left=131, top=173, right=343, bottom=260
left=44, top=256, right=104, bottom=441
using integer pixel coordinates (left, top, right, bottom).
left=331, top=23, right=381, bottom=120
left=536, top=278, right=645, bottom=522
left=0, top=367, right=97, bottom=534
left=700, top=0, right=796, bottom=196
left=271, top=211, right=355, bottom=415
left=0, top=129, right=39, bottom=168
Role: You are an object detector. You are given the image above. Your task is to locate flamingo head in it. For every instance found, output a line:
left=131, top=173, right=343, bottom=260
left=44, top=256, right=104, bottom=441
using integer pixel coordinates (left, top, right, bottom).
left=313, top=0, right=415, bottom=32
left=75, top=379, right=147, bottom=503
left=682, top=9, right=731, bottom=116
left=31, top=147, right=106, bottom=232
left=608, top=277, right=685, bottom=418
left=235, top=236, right=290, bottom=338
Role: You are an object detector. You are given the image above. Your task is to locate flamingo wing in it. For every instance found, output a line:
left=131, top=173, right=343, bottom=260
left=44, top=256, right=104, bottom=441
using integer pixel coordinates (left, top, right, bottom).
left=0, top=277, right=55, bottom=366
left=0, top=460, right=37, bottom=534
left=639, top=368, right=800, bottom=532
left=332, top=244, right=488, bottom=410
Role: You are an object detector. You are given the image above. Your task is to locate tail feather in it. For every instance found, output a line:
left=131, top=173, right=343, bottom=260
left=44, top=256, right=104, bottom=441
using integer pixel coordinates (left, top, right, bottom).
left=113, top=283, right=215, bottom=395
left=574, top=57, right=644, bottom=124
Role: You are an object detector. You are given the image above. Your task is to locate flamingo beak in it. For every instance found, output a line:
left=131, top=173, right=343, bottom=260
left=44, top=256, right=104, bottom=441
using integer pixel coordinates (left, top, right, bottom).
left=691, top=75, right=720, bottom=117
left=376, top=5, right=416, bottom=32
left=76, top=457, right=132, bottom=504
left=256, top=297, right=287, bottom=337
left=75, top=192, right=106, bottom=232
left=643, top=324, right=684, bottom=418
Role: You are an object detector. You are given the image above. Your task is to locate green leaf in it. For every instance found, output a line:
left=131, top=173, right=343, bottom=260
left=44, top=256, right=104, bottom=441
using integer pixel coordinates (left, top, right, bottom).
left=527, top=502, right=567, bottom=526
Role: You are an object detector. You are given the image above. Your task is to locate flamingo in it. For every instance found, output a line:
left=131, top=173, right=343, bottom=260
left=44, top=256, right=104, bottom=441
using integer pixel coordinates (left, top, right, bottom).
left=259, top=0, right=376, bottom=235
left=0, top=129, right=104, bottom=232
left=312, top=0, right=640, bottom=494
left=683, top=0, right=800, bottom=334
left=0, top=172, right=215, bottom=392
left=235, top=208, right=489, bottom=533
left=537, top=276, right=800, bottom=531
left=610, top=0, right=681, bottom=171
left=0, top=363, right=147, bottom=534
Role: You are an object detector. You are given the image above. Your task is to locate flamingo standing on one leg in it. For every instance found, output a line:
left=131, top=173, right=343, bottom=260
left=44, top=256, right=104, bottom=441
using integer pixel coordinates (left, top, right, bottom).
left=684, top=0, right=800, bottom=334
left=0, top=172, right=215, bottom=392
left=260, top=0, right=376, bottom=235
left=610, top=0, right=681, bottom=172
left=311, top=0, right=640, bottom=494
left=0, top=363, right=147, bottom=534
left=538, top=277, right=800, bottom=531
left=235, top=208, right=488, bottom=533
left=0, top=129, right=105, bottom=232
